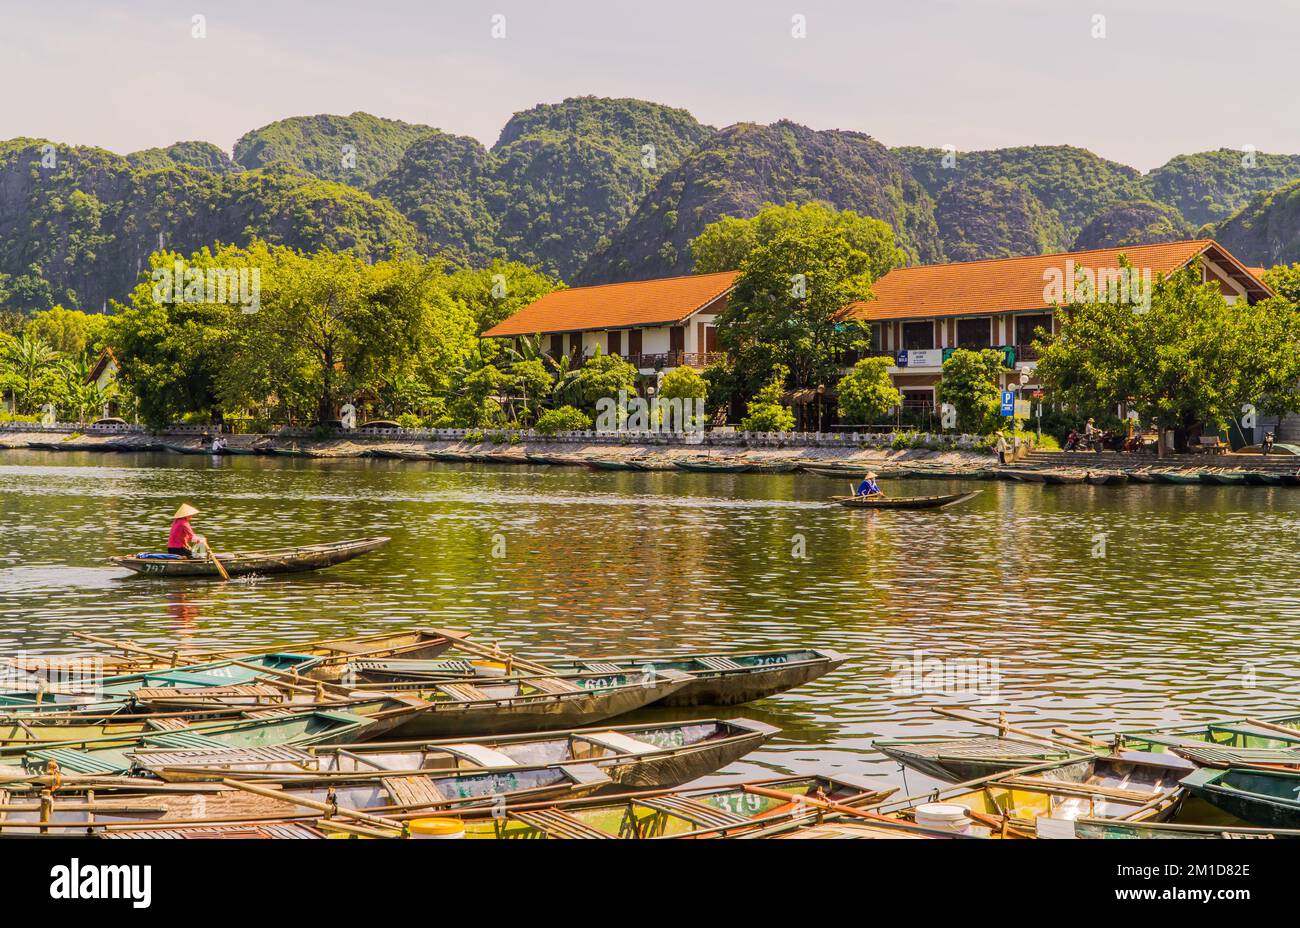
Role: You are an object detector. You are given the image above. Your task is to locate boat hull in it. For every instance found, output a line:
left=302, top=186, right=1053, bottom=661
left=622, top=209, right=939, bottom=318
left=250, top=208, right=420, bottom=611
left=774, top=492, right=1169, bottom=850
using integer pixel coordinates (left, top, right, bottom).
left=834, top=491, right=981, bottom=510
left=110, top=537, right=390, bottom=577
left=548, top=648, right=847, bottom=707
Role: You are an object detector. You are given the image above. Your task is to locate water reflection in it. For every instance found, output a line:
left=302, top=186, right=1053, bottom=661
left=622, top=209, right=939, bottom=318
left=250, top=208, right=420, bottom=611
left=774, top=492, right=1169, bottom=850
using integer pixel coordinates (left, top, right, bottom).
left=1, top=449, right=1298, bottom=790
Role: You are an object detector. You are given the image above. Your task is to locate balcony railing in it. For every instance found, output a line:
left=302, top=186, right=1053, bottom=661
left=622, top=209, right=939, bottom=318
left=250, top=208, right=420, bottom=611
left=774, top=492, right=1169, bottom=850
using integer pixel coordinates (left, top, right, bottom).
left=629, top=351, right=727, bottom=370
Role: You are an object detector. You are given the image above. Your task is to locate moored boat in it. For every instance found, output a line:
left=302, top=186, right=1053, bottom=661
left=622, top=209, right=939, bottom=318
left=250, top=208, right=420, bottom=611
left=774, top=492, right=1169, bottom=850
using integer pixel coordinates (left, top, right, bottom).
left=109, top=536, right=390, bottom=577
left=1180, top=766, right=1300, bottom=829
left=374, top=669, right=697, bottom=738
left=874, top=735, right=1088, bottom=782
left=1085, top=471, right=1128, bottom=485
left=1201, top=471, right=1247, bottom=485
left=585, top=458, right=644, bottom=471
left=128, top=717, right=779, bottom=792
left=673, top=459, right=752, bottom=473
left=545, top=647, right=848, bottom=706
left=447, top=774, right=894, bottom=838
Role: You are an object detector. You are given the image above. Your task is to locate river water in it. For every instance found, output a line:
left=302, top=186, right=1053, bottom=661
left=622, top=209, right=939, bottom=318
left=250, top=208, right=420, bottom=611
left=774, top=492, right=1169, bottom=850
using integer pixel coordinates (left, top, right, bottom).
left=1, top=450, right=1298, bottom=795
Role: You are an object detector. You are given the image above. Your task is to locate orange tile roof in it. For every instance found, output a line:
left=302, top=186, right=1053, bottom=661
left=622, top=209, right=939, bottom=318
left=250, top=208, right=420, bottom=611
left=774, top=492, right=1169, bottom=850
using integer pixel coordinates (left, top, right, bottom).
left=482, top=271, right=739, bottom=337
left=843, top=240, right=1269, bottom=322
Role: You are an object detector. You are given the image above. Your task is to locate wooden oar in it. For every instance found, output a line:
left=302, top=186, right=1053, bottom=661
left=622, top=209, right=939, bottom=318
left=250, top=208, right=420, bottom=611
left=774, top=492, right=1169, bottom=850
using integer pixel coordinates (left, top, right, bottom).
left=932, top=707, right=1092, bottom=754
left=207, top=543, right=231, bottom=582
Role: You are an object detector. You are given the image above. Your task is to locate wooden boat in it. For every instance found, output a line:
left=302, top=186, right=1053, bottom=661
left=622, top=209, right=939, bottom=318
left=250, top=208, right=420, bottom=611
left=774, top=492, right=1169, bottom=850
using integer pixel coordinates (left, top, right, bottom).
left=429, top=450, right=477, bottom=462
left=1040, top=470, right=1086, bottom=485
left=3, top=708, right=383, bottom=775
left=0, top=761, right=613, bottom=834
left=1201, top=471, right=1247, bottom=485
left=1124, top=469, right=1157, bottom=483
left=365, top=448, right=434, bottom=460
left=374, top=670, right=697, bottom=738
left=673, top=459, right=752, bottom=473
left=545, top=647, right=848, bottom=706
left=874, top=735, right=1089, bottom=783
left=743, top=460, right=800, bottom=474
left=585, top=458, right=643, bottom=471
left=802, top=464, right=876, bottom=478
left=1003, top=470, right=1046, bottom=483
left=1180, top=766, right=1300, bottom=828
left=109, top=536, right=390, bottom=577
left=1090, top=713, right=1300, bottom=753
left=1244, top=472, right=1284, bottom=486
left=1086, top=471, right=1128, bottom=486
left=871, top=752, right=1192, bottom=837
left=127, top=718, right=779, bottom=792
left=832, top=490, right=981, bottom=510
left=1152, top=469, right=1201, bottom=484
left=524, top=453, right=585, bottom=467
left=1074, top=817, right=1300, bottom=839
left=70, top=627, right=467, bottom=679
left=446, top=774, right=895, bottom=838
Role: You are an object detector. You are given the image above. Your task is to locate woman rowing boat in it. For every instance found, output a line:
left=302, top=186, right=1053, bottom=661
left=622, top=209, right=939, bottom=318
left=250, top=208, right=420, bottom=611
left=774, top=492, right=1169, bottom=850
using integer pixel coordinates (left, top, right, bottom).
left=167, top=503, right=208, bottom=558
left=855, top=472, right=883, bottom=498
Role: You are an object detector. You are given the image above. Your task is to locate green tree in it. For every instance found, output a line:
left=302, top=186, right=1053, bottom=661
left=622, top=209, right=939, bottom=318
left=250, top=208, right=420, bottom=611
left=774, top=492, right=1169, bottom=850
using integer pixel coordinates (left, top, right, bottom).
left=574, top=352, right=639, bottom=412
left=938, top=349, right=1008, bottom=433
left=535, top=405, right=592, bottom=435
left=658, top=366, right=707, bottom=401
left=836, top=356, right=901, bottom=424
left=1034, top=261, right=1300, bottom=453
left=740, top=366, right=795, bottom=432
left=707, top=204, right=898, bottom=398
left=2, top=334, right=60, bottom=413
left=692, top=201, right=902, bottom=279
left=25, top=306, right=109, bottom=357
left=1263, top=263, right=1300, bottom=304
left=447, top=261, right=564, bottom=334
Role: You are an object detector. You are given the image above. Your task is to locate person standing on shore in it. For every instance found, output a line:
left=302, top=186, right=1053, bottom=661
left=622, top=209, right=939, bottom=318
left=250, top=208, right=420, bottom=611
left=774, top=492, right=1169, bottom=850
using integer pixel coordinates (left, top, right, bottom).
left=167, top=503, right=206, bottom=557
left=994, top=431, right=1010, bottom=466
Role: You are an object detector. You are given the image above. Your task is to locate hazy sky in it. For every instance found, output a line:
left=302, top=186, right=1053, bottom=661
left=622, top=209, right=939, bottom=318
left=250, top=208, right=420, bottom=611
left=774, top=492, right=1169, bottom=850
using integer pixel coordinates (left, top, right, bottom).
left=2, top=0, right=1296, bottom=171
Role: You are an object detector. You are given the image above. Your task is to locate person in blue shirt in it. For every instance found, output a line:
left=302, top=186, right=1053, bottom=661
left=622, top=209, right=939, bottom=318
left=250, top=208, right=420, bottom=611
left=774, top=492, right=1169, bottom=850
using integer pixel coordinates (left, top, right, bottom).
left=855, top=472, right=882, bottom=497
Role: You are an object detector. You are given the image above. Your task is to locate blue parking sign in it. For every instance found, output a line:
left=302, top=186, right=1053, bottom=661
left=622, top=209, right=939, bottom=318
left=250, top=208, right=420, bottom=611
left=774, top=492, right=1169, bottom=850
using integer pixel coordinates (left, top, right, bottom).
left=1000, top=390, right=1016, bottom=416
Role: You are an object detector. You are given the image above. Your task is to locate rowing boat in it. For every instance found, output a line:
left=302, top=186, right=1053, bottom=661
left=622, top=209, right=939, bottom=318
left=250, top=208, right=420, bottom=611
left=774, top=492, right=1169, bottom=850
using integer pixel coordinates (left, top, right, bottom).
left=871, top=752, right=1192, bottom=837
left=743, top=460, right=800, bottom=474
left=1201, top=472, right=1247, bottom=485
left=127, top=718, right=779, bottom=792
left=832, top=490, right=981, bottom=510
left=874, top=735, right=1089, bottom=782
left=545, top=648, right=848, bottom=706
left=1073, top=817, right=1300, bottom=838
left=802, top=464, right=877, bottom=478
left=109, top=536, right=390, bottom=577
left=3, top=708, right=383, bottom=775
left=447, top=774, right=894, bottom=838
left=1180, top=766, right=1300, bottom=828
left=585, top=458, right=644, bottom=471
left=674, top=459, right=752, bottom=473
left=0, top=760, right=613, bottom=834
left=375, top=670, right=696, bottom=738
left=1085, top=472, right=1128, bottom=486
left=1040, top=471, right=1086, bottom=485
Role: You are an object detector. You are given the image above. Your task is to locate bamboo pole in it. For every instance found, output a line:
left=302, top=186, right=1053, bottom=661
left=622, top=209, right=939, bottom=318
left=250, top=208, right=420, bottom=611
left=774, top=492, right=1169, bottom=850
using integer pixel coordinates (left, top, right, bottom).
left=932, top=707, right=1091, bottom=754
left=216, top=778, right=405, bottom=832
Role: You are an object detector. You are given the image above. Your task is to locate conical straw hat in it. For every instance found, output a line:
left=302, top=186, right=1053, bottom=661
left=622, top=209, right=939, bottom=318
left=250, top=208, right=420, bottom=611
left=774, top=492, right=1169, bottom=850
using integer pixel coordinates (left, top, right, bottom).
left=173, top=503, right=200, bottom=520
left=863, top=472, right=878, bottom=480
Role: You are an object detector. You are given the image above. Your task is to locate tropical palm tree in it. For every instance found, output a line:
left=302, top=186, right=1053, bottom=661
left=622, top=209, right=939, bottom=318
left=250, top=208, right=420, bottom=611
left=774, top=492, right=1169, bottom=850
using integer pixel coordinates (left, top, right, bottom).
left=4, top=334, right=57, bottom=413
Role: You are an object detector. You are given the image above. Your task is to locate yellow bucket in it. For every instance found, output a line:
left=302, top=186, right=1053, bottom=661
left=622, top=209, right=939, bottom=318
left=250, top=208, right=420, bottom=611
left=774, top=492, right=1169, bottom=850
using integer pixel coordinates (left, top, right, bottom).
left=408, top=817, right=466, bottom=839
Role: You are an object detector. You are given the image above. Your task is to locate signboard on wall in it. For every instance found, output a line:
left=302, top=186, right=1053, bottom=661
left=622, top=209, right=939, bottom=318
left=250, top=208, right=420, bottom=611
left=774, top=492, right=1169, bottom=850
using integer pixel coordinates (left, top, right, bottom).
left=905, top=349, right=942, bottom=368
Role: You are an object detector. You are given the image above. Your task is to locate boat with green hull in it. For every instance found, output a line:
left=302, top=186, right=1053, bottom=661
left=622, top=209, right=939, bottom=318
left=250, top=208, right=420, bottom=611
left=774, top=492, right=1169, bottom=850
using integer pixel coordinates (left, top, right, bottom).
left=1180, top=766, right=1300, bottom=829
left=128, top=717, right=778, bottom=793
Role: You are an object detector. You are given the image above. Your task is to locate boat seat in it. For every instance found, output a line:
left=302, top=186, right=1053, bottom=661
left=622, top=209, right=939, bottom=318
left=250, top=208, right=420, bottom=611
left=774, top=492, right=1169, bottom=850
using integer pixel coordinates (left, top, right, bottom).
left=145, top=717, right=191, bottom=731
left=354, top=659, right=476, bottom=678
left=440, top=743, right=519, bottom=767
left=382, top=775, right=446, bottom=809
left=133, top=684, right=287, bottom=703
left=528, top=676, right=583, bottom=695
left=146, top=727, right=237, bottom=748
left=244, top=708, right=296, bottom=718
left=637, top=795, right=750, bottom=829
left=512, top=808, right=613, bottom=839
left=1211, top=723, right=1300, bottom=744
left=578, top=731, right=659, bottom=755
left=129, top=744, right=316, bottom=772
left=26, top=748, right=125, bottom=775
left=437, top=683, right=493, bottom=702
left=579, top=662, right=623, bottom=674
left=696, top=656, right=742, bottom=672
